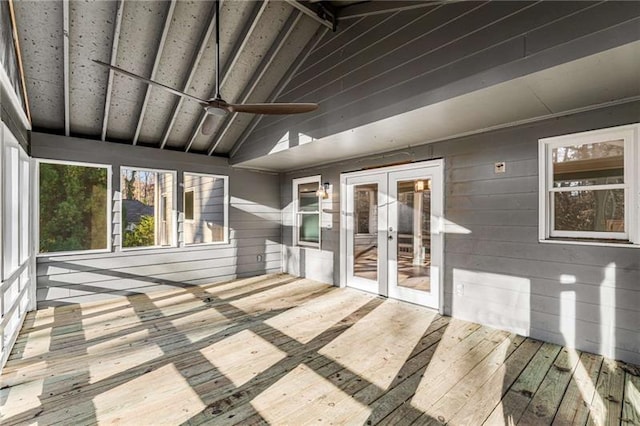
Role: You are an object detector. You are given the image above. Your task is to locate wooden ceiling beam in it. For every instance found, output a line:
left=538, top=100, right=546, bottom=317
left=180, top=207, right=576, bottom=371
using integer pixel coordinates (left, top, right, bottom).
left=184, top=0, right=269, bottom=153
left=132, top=0, right=177, bottom=146
left=228, top=25, right=329, bottom=159
left=62, top=0, right=70, bottom=136
left=100, top=0, right=125, bottom=141
left=207, top=11, right=302, bottom=156
left=285, top=0, right=335, bottom=29
left=158, top=1, right=219, bottom=149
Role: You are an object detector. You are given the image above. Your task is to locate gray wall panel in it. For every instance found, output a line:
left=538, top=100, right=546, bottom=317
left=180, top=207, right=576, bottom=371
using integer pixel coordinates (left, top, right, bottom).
left=233, top=1, right=640, bottom=164
left=31, top=133, right=281, bottom=307
left=278, top=101, right=640, bottom=365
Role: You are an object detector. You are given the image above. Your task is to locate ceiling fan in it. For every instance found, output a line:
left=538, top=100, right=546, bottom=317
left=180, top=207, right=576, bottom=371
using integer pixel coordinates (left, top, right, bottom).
left=94, top=0, right=318, bottom=136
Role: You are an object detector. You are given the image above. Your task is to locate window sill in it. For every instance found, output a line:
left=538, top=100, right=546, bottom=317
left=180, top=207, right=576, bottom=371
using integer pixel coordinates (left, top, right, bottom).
left=37, top=248, right=112, bottom=257
left=296, top=244, right=321, bottom=250
left=120, top=245, right=177, bottom=252
left=539, top=238, right=639, bottom=249
left=184, top=240, right=229, bottom=247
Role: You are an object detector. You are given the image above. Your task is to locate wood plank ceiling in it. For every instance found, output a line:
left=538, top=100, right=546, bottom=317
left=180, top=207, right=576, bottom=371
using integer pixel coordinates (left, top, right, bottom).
left=12, top=0, right=325, bottom=156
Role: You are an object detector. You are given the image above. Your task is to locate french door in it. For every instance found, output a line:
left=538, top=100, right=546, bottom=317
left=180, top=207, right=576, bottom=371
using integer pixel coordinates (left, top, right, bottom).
left=341, top=160, right=443, bottom=310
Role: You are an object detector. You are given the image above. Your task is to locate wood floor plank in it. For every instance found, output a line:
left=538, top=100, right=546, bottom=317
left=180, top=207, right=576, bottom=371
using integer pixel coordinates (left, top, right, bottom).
left=483, top=342, right=561, bottom=425
left=421, top=334, right=526, bottom=425
left=447, top=337, right=543, bottom=425
left=622, top=371, right=640, bottom=425
left=352, top=319, right=481, bottom=410
left=552, top=352, right=603, bottom=426
left=587, top=359, right=626, bottom=426
left=518, top=347, right=582, bottom=425
left=410, top=328, right=511, bottom=416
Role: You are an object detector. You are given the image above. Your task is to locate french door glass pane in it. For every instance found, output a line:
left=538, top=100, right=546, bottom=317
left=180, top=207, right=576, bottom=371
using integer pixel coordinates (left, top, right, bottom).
left=397, top=179, right=431, bottom=291
left=353, top=184, right=378, bottom=280
left=554, top=189, right=624, bottom=232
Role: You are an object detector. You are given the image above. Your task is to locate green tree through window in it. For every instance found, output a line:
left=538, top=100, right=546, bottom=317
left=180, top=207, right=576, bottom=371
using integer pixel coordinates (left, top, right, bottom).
left=39, top=163, right=108, bottom=253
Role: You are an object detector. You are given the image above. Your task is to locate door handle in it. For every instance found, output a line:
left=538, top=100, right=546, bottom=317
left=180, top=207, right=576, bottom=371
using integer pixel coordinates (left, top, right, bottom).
left=388, top=235, right=393, bottom=240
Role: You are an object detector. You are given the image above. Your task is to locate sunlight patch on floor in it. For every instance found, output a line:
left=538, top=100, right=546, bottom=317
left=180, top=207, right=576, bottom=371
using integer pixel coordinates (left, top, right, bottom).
left=230, top=279, right=328, bottom=315
left=89, top=343, right=164, bottom=384
left=566, top=348, right=603, bottom=422
left=251, top=363, right=371, bottom=424
left=200, top=330, right=286, bottom=387
left=0, top=378, right=43, bottom=418
left=170, top=308, right=228, bottom=343
left=319, top=300, right=435, bottom=390
left=93, top=363, right=205, bottom=424
left=265, top=289, right=374, bottom=344
left=19, top=326, right=52, bottom=360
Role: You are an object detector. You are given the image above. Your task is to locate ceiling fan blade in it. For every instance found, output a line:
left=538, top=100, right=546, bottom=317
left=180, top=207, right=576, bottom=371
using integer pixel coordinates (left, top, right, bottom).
left=92, top=60, right=208, bottom=106
left=227, top=103, right=318, bottom=115
left=202, top=114, right=218, bottom=136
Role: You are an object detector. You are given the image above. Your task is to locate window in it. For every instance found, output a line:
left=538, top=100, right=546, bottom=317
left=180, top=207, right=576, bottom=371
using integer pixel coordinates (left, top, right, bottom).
left=539, top=124, right=639, bottom=246
left=38, top=160, right=111, bottom=254
left=121, top=167, right=175, bottom=249
left=184, top=190, right=194, bottom=221
left=293, top=176, right=321, bottom=248
left=182, top=173, right=228, bottom=245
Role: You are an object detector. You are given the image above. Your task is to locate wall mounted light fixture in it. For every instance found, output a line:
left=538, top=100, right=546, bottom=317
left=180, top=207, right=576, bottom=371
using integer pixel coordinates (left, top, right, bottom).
left=316, top=182, right=330, bottom=199
left=414, top=179, right=431, bottom=193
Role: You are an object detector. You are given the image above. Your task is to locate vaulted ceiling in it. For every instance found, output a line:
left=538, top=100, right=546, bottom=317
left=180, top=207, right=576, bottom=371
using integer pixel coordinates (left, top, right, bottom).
left=13, top=0, right=331, bottom=155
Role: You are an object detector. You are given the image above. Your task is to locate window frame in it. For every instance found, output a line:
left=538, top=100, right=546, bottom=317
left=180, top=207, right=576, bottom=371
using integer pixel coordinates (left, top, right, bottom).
left=35, top=158, right=113, bottom=257
left=292, top=175, right=322, bottom=249
left=538, top=123, right=639, bottom=247
left=182, top=172, right=229, bottom=246
left=120, top=166, right=177, bottom=251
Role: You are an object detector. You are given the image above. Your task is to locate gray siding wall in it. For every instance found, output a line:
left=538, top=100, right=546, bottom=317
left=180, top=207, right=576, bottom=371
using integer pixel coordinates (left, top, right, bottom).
left=32, top=133, right=281, bottom=307
left=233, top=1, right=640, bottom=164
left=280, top=102, right=640, bottom=365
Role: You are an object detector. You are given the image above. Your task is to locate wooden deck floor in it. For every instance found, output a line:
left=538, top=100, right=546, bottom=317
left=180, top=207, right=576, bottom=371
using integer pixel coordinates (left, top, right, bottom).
left=1, top=274, right=639, bottom=425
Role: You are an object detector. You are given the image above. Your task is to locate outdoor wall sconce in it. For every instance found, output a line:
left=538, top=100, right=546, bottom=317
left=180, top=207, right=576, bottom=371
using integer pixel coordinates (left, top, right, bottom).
left=316, top=182, right=330, bottom=199
left=414, top=179, right=431, bottom=192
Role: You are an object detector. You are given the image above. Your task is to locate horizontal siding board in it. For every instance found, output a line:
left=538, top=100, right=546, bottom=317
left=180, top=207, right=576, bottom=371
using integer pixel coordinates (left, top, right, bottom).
left=449, top=176, right=537, bottom=196
left=529, top=293, right=639, bottom=333
left=37, top=243, right=282, bottom=277
left=445, top=193, right=538, bottom=211
left=447, top=159, right=538, bottom=182
left=446, top=253, right=639, bottom=290
left=444, top=209, right=538, bottom=226
left=446, top=239, right=640, bottom=270
left=442, top=141, right=538, bottom=168
left=445, top=275, right=640, bottom=313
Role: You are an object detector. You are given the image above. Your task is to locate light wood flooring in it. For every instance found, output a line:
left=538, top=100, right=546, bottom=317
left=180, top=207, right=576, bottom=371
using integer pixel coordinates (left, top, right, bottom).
left=1, top=274, right=639, bottom=425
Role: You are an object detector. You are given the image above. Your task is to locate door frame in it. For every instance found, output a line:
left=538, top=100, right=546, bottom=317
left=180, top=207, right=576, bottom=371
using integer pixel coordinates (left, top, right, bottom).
left=339, top=159, right=445, bottom=313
